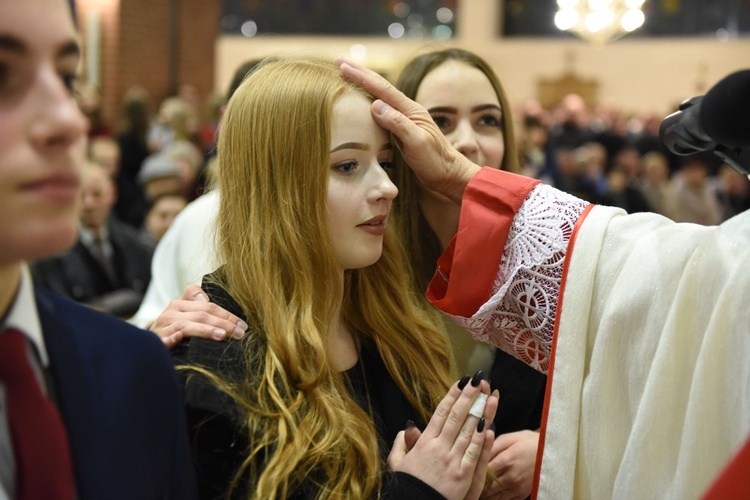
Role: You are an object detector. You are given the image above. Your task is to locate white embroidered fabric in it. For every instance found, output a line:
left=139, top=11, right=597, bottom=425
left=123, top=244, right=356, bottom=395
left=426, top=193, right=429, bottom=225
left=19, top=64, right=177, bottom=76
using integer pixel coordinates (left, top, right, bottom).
left=444, top=185, right=589, bottom=374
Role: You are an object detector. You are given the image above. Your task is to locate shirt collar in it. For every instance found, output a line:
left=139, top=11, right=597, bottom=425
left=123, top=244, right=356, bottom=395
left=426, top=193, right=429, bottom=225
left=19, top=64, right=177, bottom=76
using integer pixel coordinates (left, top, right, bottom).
left=79, top=223, right=109, bottom=246
left=3, top=264, right=48, bottom=367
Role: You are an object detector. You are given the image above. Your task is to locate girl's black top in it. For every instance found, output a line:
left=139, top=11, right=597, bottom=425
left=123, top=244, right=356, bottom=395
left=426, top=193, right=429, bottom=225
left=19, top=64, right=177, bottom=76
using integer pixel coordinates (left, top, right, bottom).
left=172, top=278, right=445, bottom=499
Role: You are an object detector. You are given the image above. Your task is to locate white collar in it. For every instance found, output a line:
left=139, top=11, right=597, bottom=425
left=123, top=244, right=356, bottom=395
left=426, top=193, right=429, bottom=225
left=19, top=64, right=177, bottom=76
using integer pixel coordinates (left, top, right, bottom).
left=3, top=264, right=48, bottom=367
left=78, top=223, right=109, bottom=246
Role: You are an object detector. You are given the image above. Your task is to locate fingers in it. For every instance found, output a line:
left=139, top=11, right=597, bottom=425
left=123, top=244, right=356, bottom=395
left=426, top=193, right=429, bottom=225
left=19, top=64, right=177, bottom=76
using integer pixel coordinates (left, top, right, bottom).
left=161, top=332, right=184, bottom=349
left=422, top=371, right=483, bottom=440
left=181, top=283, right=210, bottom=301
left=369, top=100, right=426, bottom=152
left=336, top=58, right=422, bottom=117
left=486, top=430, right=539, bottom=500
left=337, top=57, right=480, bottom=206
left=443, top=372, right=490, bottom=448
left=150, top=287, right=248, bottom=346
left=465, top=420, right=498, bottom=500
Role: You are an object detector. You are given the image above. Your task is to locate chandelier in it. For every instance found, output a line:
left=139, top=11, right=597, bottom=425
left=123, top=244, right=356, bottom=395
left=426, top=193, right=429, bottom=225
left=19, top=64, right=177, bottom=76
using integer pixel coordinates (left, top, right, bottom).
left=554, top=0, right=646, bottom=47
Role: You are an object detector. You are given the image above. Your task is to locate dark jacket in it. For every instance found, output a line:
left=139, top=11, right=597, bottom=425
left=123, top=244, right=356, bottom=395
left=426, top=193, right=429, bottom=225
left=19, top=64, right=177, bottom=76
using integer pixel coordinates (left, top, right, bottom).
left=36, top=288, right=198, bottom=499
left=31, top=217, right=154, bottom=317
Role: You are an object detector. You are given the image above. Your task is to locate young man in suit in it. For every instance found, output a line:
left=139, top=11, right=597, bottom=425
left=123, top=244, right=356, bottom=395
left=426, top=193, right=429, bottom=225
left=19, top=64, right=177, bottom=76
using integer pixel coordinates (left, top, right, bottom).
left=0, top=0, right=197, bottom=498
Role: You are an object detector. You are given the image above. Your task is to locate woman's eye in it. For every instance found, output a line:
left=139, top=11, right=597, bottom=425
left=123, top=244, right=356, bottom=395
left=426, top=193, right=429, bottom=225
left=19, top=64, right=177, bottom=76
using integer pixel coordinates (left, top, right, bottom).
left=61, top=72, right=78, bottom=93
left=430, top=114, right=450, bottom=130
left=379, top=160, right=394, bottom=171
left=478, top=114, right=502, bottom=128
left=335, top=161, right=358, bottom=174
left=0, top=62, right=21, bottom=97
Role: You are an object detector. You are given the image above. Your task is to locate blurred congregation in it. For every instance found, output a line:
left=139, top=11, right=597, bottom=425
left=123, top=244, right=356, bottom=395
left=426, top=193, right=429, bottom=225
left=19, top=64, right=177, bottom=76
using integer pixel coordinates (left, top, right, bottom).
left=29, top=0, right=750, bottom=321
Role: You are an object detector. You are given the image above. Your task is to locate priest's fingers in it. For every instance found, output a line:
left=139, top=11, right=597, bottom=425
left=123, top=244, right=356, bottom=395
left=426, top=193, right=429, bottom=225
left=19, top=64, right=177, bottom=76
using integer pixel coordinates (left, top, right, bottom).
left=336, top=57, right=480, bottom=205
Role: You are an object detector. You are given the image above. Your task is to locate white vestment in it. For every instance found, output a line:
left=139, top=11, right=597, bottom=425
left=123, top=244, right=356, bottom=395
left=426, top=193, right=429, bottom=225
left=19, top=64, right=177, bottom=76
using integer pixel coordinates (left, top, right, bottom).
left=430, top=168, right=750, bottom=498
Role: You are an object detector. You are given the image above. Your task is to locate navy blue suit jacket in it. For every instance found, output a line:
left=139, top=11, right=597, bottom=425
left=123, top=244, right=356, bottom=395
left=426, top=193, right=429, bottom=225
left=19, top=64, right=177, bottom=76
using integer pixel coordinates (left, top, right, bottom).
left=35, top=288, right=197, bottom=499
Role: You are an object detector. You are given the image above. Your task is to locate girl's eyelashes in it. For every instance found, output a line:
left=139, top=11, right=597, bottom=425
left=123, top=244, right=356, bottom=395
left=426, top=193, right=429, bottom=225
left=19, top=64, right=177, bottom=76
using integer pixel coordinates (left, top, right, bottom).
left=429, top=112, right=502, bottom=131
left=61, top=72, right=78, bottom=93
left=334, top=161, right=359, bottom=175
left=430, top=113, right=450, bottom=130
left=379, top=160, right=394, bottom=171
left=478, top=112, right=502, bottom=128
left=0, top=62, right=22, bottom=97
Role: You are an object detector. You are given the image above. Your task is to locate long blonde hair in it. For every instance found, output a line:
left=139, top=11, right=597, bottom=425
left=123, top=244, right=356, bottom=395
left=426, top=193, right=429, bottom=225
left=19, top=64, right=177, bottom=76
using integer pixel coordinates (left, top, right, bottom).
left=212, top=57, right=453, bottom=499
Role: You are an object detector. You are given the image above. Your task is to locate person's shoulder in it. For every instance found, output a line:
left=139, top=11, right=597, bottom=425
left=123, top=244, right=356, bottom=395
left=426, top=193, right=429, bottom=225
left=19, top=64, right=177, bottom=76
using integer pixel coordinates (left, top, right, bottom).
left=109, top=216, right=156, bottom=251
left=175, top=190, right=219, bottom=225
left=36, top=288, right=165, bottom=355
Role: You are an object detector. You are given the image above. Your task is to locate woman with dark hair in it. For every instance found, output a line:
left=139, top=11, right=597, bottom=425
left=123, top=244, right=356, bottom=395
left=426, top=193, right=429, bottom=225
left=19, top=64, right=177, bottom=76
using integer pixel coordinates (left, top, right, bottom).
left=392, top=49, right=545, bottom=499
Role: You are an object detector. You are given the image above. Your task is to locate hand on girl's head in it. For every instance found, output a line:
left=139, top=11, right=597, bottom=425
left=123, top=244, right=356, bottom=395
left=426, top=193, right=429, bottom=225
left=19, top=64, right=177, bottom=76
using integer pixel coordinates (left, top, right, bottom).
left=336, top=57, right=480, bottom=205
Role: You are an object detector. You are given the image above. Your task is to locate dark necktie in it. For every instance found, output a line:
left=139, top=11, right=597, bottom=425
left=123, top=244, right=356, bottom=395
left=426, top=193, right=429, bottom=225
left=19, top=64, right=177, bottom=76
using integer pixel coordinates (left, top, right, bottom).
left=92, top=237, right=118, bottom=285
left=0, top=328, right=76, bottom=500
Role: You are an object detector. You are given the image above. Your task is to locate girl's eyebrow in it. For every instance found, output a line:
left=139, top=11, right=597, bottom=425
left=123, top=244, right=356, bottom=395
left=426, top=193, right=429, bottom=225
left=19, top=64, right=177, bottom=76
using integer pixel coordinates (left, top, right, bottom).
left=331, top=141, right=369, bottom=152
left=427, top=106, right=456, bottom=114
left=427, top=104, right=503, bottom=114
left=0, top=35, right=27, bottom=54
left=0, top=36, right=79, bottom=59
left=330, top=142, right=393, bottom=153
left=472, top=104, right=503, bottom=113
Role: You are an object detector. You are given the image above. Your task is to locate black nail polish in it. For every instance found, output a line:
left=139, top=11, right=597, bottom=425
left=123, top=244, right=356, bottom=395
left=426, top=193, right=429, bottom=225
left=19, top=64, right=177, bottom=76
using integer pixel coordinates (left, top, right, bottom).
left=477, top=417, right=486, bottom=433
left=471, top=370, right=484, bottom=387
left=457, top=375, right=471, bottom=390
left=488, top=423, right=496, bottom=434
left=405, top=420, right=416, bottom=429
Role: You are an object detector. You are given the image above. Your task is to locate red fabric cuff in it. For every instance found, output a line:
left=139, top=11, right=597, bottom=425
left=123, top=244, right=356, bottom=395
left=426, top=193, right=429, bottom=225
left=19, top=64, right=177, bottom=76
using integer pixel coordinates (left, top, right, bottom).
left=702, top=436, right=750, bottom=499
left=426, top=167, right=541, bottom=317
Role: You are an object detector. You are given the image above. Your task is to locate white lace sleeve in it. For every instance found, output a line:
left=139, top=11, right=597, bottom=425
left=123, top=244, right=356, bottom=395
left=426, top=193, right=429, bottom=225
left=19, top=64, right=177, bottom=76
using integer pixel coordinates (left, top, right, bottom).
left=444, top=185, right=589, bottom=373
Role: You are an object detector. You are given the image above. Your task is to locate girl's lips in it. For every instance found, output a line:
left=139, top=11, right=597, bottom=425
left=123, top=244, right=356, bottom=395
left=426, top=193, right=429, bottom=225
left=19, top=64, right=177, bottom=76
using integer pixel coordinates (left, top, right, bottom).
left=357, top=221, right=387, bottom=235
left=357, top=213, right=388, bottom=235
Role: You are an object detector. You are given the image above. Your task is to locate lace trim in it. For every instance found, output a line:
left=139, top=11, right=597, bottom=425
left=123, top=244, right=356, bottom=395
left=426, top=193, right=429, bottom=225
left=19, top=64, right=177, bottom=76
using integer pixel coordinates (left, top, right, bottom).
left=446, top=185, right=589, bottom=374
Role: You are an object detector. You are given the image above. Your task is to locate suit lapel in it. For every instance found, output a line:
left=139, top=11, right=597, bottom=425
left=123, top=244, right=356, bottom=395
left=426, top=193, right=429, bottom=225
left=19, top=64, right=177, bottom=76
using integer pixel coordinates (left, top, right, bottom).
left=35, top=289, right=95, bottom=492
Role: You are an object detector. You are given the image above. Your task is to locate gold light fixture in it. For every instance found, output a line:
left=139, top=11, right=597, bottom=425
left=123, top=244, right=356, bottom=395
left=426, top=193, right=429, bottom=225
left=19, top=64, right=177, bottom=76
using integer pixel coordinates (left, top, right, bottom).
left=555, top=0, right=646, bottom=47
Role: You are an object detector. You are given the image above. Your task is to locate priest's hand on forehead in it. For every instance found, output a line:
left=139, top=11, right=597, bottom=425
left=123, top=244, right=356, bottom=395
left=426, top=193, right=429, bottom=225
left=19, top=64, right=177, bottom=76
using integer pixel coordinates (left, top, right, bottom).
left=336, top=57, right=481, bottom=205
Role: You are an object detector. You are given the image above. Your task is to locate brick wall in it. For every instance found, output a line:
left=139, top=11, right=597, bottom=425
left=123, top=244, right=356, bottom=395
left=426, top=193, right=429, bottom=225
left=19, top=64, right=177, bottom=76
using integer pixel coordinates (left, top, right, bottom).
left=75, top=0, right=220, bottom=128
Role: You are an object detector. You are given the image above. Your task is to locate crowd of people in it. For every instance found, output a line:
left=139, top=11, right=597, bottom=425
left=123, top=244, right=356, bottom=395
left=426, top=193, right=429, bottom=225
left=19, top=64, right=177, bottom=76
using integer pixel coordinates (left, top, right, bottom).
left=29, top=47, right=750, bottom=322
left=3, top=0, right=748, bottom=499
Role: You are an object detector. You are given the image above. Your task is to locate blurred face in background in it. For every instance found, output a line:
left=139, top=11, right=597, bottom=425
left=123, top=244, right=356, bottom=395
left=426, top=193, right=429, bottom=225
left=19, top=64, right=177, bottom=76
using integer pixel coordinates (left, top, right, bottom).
left=79, top=163, right=116, bottom=233
left=89, top=137, right=121, bottom=178
left=145, top=194, right=187, bottom=241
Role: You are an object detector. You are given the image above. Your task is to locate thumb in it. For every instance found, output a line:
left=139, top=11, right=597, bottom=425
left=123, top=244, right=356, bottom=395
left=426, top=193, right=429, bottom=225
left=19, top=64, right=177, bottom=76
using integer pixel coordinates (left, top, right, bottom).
left=387, top=430, right=408, bottom=470
left=370, top=99, right=415, bottom=150
left=404, top=420, right=422, bottom=451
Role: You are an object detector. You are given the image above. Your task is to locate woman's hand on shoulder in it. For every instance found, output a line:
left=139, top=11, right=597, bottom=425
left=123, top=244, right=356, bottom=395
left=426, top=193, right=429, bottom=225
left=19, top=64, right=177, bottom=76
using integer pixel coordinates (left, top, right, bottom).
left=387, top=372, right=498, bottom=499
left=149, top=284, right=247, bottom=349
